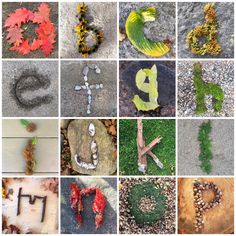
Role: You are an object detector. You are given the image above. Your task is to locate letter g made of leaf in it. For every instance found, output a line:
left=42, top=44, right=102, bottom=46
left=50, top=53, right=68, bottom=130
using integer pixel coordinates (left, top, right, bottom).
left=133, top=64, right=159, bottom=111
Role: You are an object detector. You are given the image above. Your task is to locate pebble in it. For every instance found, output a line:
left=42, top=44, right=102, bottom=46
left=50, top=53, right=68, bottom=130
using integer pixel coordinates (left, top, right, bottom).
left=75, top=85, right=81, bottom=91
left=96, top=68, right=101, bottom=74
left=84, top=76, right=88, bottom=81
left=88, top=64, right=97, bottom=69
left=87, top=90, right=91, bottom=95
left=88, top=95, right=92, bottom=104
left=88, top=123, right=95, bottom=137
left=82, top=66, right=89, bottom=76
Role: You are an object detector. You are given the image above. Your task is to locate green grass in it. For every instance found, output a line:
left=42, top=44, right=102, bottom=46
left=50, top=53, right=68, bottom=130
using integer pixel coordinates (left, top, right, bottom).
left=198, top=120, right=213, bottom=174
left=193, top=62, right=224, bottom=114
left=119, top=119, right=175, bottom=176
left=128, top=182, right=166, bottom=225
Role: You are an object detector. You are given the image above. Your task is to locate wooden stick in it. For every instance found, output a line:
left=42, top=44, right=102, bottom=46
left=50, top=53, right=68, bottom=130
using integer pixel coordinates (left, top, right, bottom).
left=137, top=119, right=147, bottom=173
left=147, top=151, right=163, bottom=169
left=140, top=136, right=162, bottom=157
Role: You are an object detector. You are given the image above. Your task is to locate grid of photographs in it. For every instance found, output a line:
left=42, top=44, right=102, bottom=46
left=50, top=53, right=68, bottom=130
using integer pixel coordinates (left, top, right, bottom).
left=1, top=0, right=235, bottom=234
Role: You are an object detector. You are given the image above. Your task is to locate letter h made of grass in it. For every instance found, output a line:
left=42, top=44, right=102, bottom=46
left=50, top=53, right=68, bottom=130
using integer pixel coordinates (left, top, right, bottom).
left=193, top=62, right=224, bottom=114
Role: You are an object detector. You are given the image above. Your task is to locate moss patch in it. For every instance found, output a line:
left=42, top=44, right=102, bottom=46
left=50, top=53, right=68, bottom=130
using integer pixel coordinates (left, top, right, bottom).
left=128, top=182, right=166, bottom=225
left=119, top=119, right=175, bottom=175
left=193, top=62, right=224, bottom=114
left=198, top=120, right=213, bottom=174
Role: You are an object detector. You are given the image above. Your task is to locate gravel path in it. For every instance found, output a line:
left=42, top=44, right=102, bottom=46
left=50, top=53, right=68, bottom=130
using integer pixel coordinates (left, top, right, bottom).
left=178, top=2, right=234, bottom=58
left=60, top=2, right=117, bottom=58
left=178, top=119, right=234, bottom=176
left=178, top=61, right=234, bottom=117
left=119, top=2, right=175, bottom=58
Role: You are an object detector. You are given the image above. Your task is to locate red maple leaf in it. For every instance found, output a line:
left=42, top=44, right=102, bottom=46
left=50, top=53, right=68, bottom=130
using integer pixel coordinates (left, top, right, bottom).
left=41, top=39, right=54, bottom=56
left=30, top=39, right=42, bottom=51
left=4, top=8, right=34, bottom=28
left=33, top=3, right=51, bottom=24
left=10, top=39, right=31, bottom=55
left=36, top=21, right=55, bottom=36
left=6, top=26, right=23, bottom=46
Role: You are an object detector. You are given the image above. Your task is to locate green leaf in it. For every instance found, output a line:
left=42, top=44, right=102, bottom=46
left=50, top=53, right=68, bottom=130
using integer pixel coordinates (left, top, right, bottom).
left=20, top=119, right=29, bottom=127
left=125, top=7, right=170, bottom=57
left=32, top=137, right=38, bottom=145
left=133, top=64, right=159, bottom=111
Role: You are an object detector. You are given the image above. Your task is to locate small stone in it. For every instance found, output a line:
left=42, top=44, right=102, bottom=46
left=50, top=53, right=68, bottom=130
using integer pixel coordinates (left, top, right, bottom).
left=90, top=140, right=97, bottom=153
left=99, top=83, right=103, bottom=88
left=95, top=68, right=101, bottom=74
left=81, top=85, right=86, bottom=89
left=75, top=85, right=81, bottom=91
left=88, top=95, right=92, bottom=104
left=88, top=123, right=95, bottom=136
left=87, top=90, right=91, bottom=95
left=85, top=82, right=89, bottom=87
left=90, top=85, right=95, bottom=89
left=88, top=64, right=97, bottom=69
left=95, top=84, right=100, bottom=89
left=82, top=66, right=89, bottom=76
left=84, top=76, right=88, bottom=81
left=87, top=109, right=91, bottom=114
left=87, top=104, right=91, bottom=110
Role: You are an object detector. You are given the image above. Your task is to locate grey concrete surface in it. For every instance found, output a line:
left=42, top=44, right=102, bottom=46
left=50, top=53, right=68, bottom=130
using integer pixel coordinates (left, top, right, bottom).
left=61, top=61, right=117, bottom=117
left=61, top=177, right=117, bottom=234
left=178, top=2, right=234, bottom=58
left=2, top=61, right=58, bottom=117
left=60, top=2, right=117, bottom=58
left=178, top=119, right=234, bottom=175
left=119, top=2, right=176, bottom=58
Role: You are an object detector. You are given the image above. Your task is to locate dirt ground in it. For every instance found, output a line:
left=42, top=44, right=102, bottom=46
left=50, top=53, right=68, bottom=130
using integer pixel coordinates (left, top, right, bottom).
left=178, top=119, right=234, bottom=175
left=2, top=2, right=58, bottom=58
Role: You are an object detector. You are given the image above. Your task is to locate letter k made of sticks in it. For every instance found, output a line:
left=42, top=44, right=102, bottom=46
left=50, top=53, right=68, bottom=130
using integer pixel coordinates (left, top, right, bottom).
left=137, top=119, right=163, bottom=173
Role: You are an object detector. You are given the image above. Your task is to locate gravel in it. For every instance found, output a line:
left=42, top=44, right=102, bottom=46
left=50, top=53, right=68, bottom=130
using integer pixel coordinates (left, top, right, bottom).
left=178, top=2, right=234, bottom=58
left=119, top=2, right=176, bottom=59
left=119, top=177, right=176, bottom=234
left=178, top=61, right=234, bottom=117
